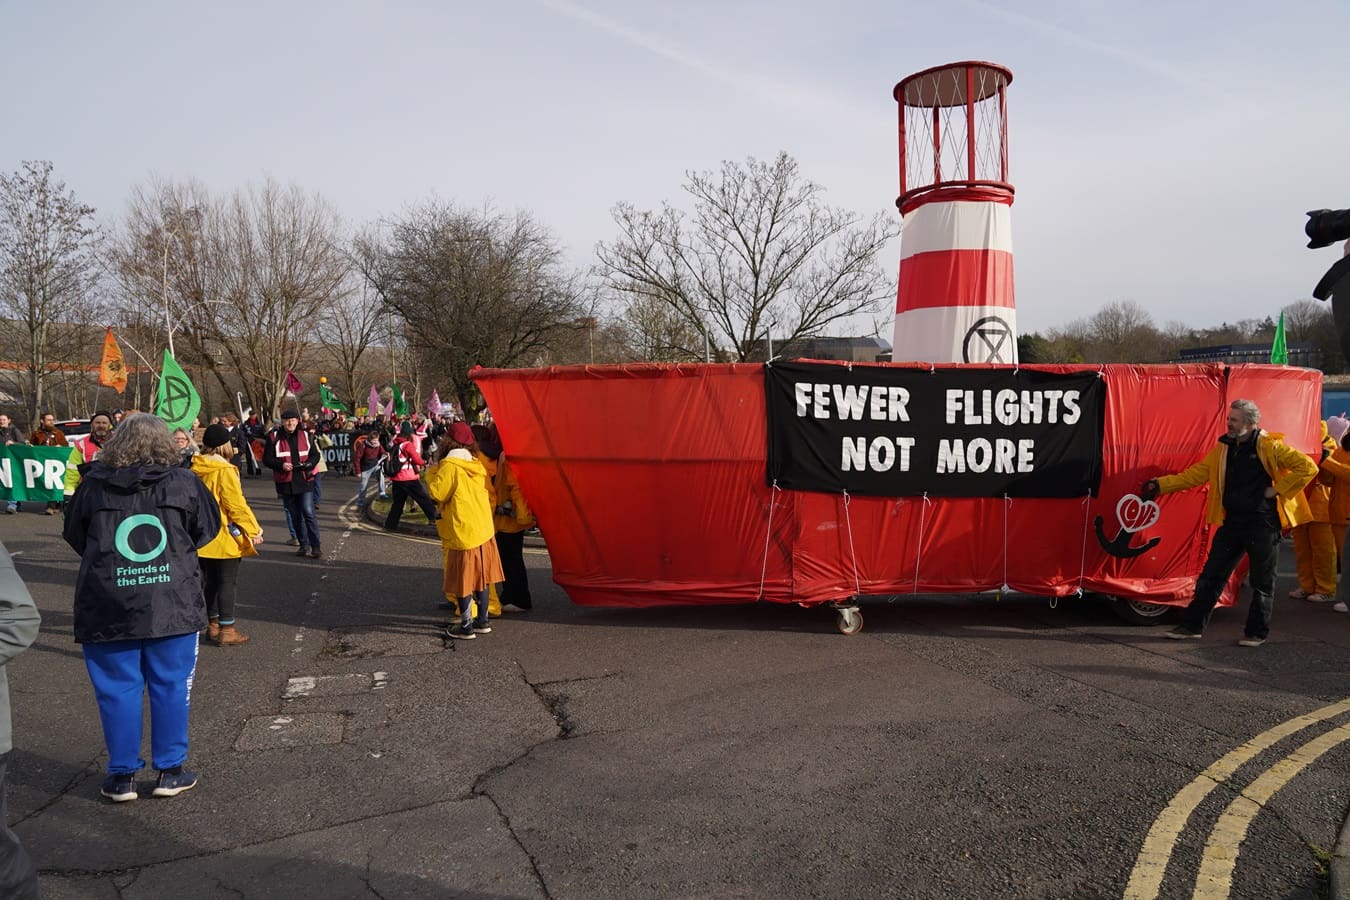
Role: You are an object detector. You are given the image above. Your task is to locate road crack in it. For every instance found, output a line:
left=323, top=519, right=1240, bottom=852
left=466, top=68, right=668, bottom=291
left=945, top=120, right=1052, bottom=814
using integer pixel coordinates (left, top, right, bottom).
left=15, top=753, right=102, bottom=826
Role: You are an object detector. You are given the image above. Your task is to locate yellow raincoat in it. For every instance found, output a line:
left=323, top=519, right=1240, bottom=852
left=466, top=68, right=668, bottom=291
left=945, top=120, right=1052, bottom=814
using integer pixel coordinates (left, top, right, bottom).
left=1156, top=430, right=1317, bottom=529
left=191, top=454, right=262, bottom=558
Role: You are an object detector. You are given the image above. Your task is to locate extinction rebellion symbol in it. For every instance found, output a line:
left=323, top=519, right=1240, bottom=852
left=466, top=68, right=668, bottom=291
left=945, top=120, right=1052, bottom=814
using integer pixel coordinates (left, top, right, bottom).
left=159, top=374, right=195, bottom=425
left=962, top=316, right=1014, bottom=363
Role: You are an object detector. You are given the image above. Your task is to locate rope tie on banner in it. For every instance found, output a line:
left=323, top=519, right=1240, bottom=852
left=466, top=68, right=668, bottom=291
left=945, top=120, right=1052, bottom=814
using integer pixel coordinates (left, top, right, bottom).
left=1001, top=493, right=1012, bottom=596
left=912, top=492, right=932, bottom=594
left=929, top=363, right=936, bottom=374
left=841, top=490, right=862, bottom=598
left=756, top=480, right=783, bottom=602
left=1075, top=492, right=1092, bottom=600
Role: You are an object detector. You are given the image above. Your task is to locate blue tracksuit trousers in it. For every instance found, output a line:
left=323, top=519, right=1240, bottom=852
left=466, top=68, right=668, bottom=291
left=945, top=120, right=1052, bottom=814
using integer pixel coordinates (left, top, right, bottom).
left=82, top=633, right=199, bottom=774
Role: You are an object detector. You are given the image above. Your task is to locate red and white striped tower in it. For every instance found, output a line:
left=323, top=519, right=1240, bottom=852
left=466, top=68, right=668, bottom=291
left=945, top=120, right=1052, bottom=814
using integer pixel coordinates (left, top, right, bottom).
left=891, top=62, right=1016, bottom=364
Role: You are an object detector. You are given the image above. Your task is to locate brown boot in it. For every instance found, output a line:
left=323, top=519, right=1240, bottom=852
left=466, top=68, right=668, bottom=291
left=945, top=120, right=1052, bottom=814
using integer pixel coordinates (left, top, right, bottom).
left=215, top=624, right=250, bottom=646
left=203, top=617, right=220, bottom=643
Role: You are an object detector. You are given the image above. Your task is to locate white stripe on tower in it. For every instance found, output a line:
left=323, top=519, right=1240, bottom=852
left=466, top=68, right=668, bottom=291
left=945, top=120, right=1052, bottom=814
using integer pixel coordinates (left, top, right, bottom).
left=891, top=198, right=1017, bottom=364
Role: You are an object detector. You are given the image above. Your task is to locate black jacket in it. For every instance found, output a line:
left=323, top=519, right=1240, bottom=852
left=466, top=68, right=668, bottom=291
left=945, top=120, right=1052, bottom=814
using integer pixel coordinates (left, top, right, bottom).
left=63, top=463, right=220, bottom=643
left=262, top=427, right=319, bottom=495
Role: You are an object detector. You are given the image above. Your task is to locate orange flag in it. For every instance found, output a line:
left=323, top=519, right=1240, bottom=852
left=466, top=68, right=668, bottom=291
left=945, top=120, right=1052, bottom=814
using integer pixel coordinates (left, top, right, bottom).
left=99, top=327, right=128, bottom=393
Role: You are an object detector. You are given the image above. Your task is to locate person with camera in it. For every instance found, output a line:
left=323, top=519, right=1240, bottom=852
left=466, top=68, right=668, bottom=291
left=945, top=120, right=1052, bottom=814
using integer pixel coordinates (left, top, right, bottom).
left=1140, top=399, right=1317, bottom=646
left=263, top=409, right=322, bottom=559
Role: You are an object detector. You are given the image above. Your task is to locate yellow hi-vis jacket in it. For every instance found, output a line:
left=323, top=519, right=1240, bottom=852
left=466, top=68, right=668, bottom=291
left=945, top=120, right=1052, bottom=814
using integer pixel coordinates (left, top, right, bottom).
left=1156, top=430, right=1318, bottom=528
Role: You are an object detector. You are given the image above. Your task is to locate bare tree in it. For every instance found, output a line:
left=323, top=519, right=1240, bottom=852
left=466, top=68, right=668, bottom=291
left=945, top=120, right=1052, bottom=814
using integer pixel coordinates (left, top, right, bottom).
left=356, top=202, right=589, bottom=418
left=217, top=181, right=350, bottom=419
left=0, top=161, right=103, bottom=426
left=616, top=293, right=708, bottom=362
left=1283, top=299, right=1327, bottom=341
left=318, top=270, right=386, bottom=408
left=113, top=179, right=350, bottom=420
left=595, top=152, right=898, bottom=362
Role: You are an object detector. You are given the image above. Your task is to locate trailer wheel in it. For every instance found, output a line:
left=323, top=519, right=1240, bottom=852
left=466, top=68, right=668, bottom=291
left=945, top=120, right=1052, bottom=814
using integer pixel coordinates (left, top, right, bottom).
left=836, top=607, right=864, bottom=636
left=1109, top=596, right=1173, bottom=625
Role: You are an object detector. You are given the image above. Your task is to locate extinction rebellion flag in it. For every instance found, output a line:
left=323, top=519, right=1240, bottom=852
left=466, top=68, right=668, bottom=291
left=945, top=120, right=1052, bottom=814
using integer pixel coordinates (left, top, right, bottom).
left=764, top=361, right=1106, bottom=498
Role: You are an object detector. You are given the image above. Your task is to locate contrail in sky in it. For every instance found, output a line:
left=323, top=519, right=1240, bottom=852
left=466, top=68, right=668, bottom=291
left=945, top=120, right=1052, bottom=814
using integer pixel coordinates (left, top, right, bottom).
left=532, top=0, right=881, bottom=128
left=960, top=0, right=1230, bottom=98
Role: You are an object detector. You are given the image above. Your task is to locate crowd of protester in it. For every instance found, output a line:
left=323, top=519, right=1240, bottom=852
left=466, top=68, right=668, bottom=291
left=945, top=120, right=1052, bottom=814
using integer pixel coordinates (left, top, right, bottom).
left=0, top=398, right=537, bottom=820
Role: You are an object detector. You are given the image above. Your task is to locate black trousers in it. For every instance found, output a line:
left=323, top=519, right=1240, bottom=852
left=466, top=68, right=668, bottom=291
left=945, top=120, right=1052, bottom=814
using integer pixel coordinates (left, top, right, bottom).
left=1181, top=519, right=1280, bottom=639
left=383, top=479, right=438, bottom=530
left=200, top=556, right=243, bottom=622
left=0, top=754, right=38, bottom=900
left=496, top=530, right=532, bottom=609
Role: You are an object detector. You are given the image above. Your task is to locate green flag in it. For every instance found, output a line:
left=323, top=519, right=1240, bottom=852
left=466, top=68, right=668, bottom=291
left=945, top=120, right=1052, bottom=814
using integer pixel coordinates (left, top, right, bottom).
left=1270, top=311, right=1288, bottom=365
left=319, top=382, right=348, bottom=412
left=155, top=350, right=201, bottom=431
left=392, top=382, right=408, bottom=416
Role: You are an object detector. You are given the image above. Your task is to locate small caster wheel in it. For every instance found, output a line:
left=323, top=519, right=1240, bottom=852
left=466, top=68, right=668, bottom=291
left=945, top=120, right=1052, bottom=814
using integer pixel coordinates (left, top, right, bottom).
left=836, top=607, right=863, bottom=636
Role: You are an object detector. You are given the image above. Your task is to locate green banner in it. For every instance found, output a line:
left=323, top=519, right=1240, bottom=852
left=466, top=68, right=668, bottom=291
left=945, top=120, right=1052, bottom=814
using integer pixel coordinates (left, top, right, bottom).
left=155, top=350, right=201, bottom=431
left=0, top=445, right=73, bottom=501
left=392, top=382, right=408, bottom=417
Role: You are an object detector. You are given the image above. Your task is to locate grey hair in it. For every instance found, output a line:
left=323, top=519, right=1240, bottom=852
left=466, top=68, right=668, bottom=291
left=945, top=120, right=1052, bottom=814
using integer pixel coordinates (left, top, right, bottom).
left=97, top=413, right=180, bottom=468
left=1231, top=398, right=1261, bottom=426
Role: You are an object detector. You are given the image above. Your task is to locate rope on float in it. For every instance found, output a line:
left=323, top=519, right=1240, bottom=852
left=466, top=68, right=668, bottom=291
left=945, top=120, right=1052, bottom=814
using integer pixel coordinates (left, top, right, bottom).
left=842, top=489, right=862, bottom=599
left=756, top=481, right=782, bottom=602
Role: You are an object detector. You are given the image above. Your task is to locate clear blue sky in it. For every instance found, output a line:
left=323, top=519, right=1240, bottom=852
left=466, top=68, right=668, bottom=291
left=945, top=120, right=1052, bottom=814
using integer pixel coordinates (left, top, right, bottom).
left=2, top=0, right=1346, bottom=334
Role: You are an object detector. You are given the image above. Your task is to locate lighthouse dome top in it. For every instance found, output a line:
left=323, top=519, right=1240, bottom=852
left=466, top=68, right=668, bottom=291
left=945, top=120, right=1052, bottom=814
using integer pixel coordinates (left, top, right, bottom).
left=894, top=61, right=1013, bottom=108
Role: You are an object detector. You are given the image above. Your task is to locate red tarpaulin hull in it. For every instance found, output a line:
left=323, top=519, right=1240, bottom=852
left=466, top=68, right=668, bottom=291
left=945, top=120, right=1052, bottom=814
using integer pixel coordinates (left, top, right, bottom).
left=472, top=363, right=1321, bottom=609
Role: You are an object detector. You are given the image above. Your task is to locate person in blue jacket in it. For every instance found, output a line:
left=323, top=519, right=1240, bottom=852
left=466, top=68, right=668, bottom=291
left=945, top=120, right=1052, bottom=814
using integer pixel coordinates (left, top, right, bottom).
left=62, top=414, right=220, bottom=802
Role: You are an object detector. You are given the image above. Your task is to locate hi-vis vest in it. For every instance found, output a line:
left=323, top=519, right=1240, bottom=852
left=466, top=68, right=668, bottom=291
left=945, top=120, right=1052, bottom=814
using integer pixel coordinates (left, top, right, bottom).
left=270, top=429, right=313, bottom=484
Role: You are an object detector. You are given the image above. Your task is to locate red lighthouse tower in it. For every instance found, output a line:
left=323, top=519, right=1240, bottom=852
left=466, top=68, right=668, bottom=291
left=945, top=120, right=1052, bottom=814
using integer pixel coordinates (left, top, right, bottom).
left=890, top=61, right=1016, bottom=364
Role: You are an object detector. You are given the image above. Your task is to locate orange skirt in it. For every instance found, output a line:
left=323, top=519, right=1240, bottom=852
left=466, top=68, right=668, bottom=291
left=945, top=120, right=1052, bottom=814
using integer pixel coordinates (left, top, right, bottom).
left=442, top=539, right=505, bottom=599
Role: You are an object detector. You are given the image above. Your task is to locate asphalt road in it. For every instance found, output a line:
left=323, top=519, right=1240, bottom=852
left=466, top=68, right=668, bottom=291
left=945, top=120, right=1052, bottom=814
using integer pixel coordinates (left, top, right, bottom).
left=1, top=477, right=1347, bottom=899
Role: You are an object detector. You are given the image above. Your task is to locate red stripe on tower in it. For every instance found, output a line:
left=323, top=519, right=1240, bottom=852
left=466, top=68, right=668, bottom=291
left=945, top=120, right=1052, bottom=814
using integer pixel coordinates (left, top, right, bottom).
left=891, top=62, right=1016, bottom=364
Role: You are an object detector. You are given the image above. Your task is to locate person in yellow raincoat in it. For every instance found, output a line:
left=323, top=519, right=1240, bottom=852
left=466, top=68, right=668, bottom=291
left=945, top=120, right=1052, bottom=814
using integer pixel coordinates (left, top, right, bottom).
left=492, top=445, right=535, bottom=614
left=424, top=422, right=504, bottom=641
left=1141, top=399, right=1317, bottom=646
left=191, top=424, right=264, bottom=645
left=1319, top=415, right=1350, bottom=614
left=1287, top=420, right=1339, bottom=603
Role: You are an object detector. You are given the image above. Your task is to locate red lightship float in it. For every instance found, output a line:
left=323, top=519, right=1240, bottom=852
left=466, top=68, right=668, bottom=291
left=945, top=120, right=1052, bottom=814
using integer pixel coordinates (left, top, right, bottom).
left=472, top=63, right=1321, bottom=634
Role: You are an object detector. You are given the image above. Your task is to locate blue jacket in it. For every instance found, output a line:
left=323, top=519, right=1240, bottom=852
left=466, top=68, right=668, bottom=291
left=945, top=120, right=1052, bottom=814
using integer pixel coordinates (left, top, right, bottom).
left=63, top=463, right=219, bottom=643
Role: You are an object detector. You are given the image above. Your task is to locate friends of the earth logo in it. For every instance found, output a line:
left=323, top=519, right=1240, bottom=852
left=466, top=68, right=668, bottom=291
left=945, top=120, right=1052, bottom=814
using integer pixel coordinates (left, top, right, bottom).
left=113, top=514, right=171, bottom=587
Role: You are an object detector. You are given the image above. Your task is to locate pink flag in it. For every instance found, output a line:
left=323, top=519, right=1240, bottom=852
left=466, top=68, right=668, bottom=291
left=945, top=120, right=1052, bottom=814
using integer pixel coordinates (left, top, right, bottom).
left=426, top=390, right=441, bottom=419
left=384, top=396, right=394, bottom=418
left=285, top=370, right=303, bottom=394
left=367, top=385, right=380, bottom=416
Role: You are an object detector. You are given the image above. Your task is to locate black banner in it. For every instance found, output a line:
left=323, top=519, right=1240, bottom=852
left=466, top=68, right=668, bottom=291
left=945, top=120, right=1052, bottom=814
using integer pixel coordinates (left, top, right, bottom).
left=323, top=430, right=353, bottom=467
left=765, top=362, right=1105, bottom=498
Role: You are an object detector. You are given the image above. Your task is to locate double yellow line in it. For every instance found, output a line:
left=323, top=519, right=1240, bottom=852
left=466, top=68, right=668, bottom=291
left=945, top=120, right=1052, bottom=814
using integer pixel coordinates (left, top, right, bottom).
left=1125, top=697, right=1350, bottom=899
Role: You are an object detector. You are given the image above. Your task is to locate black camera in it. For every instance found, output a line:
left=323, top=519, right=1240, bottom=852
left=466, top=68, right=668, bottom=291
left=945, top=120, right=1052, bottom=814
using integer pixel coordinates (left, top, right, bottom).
left=1306, top=208, right=1350, bottom=249
left=1307, top=209, right=1350, bottom=301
